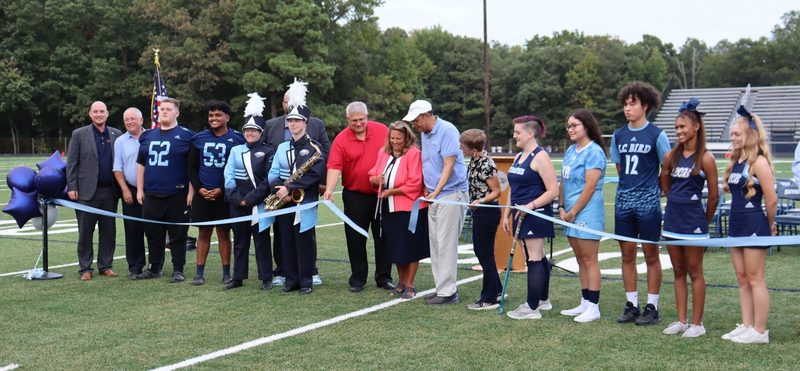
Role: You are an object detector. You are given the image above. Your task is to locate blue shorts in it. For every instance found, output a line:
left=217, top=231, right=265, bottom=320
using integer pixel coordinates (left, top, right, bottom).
left=615, top=206, right=662, bottom=241
left=564, top=219, right=605, bottom=240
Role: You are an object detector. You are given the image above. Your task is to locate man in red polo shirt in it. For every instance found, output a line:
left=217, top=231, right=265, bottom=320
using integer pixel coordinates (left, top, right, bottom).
left=323, top=101, right=394, bottom=293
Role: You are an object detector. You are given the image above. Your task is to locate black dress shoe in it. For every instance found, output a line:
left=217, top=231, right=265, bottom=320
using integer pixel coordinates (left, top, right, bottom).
left=223, top=279, right=243, bottom=290
left=377, top=282, right=396, bottom=290
left=282, top=286, right=299, bottom=293
left=350, top=285, right=365, bottom=293
left=261, top=281, right=273, bottom=290
left=299, top=287, right=313, bottom=295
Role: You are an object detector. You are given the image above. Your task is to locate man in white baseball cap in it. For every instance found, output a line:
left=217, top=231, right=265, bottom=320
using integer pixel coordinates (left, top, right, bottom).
left=404, top=99, right=468, bottom=305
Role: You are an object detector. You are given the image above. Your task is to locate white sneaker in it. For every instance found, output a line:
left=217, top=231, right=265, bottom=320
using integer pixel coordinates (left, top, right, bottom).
left=507, top=303, right=542, bottom=320
left=721, top=324, right=749, bottom=340
left=682, top=324, right=707, bottom=338
left=271, top=276, right=285, bottom=286
left=312, top=274, right=322, bottom=285
left=538, top=299, right=552, bottom=311
left=574, top=303, right=601, bottom=323
left=731, top=327, right=769, bottom=344
left=663, top=321, right=689, bottom=335
left=560, top=299, right=588, bottom=316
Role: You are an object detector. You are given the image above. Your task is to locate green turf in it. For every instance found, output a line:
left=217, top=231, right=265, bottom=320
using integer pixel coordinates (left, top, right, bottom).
left=1, top=155, right=799, bottom=369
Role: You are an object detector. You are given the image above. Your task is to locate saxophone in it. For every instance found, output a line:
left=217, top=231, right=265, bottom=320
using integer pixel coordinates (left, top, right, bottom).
left=265, top=136, right=322, bottom=211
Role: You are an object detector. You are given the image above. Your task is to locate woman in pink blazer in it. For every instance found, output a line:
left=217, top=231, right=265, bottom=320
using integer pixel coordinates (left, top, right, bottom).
left=369, top=121, right=429, bottom=299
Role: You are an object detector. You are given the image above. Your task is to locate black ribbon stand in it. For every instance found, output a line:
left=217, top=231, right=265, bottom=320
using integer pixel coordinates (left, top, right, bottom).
left=31, top=198, right=63, bottom=280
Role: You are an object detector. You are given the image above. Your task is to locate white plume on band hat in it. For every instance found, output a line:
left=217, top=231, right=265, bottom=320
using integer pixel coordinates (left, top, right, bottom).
left=242, top=92, right=266, bottom=131
left=285, top=78, right=310, bottom=122
left=402, top=100, right=432, bottom=122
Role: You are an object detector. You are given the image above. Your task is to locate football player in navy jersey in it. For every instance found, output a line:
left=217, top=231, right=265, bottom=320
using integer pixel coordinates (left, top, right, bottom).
left=134, top=97, right=195, bottom=282
left=187, top=101, right=245, bottom=287
left=609, top=82, right=671, bottom=325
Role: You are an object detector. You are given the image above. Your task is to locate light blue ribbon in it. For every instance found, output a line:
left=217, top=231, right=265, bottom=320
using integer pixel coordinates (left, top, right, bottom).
left=407, top=197, right=800, bottom=248
left=53, top=198, right=369, bottom=238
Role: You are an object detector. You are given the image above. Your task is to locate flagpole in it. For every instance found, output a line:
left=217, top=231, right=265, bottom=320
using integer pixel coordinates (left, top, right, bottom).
left=150, top=49, right=161, bottom=129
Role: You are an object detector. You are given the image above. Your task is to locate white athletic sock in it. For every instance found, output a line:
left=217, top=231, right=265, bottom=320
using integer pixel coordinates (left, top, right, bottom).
left=647, top=293, right=660, bottom=309
left=626, top=291, right=638, bottom=307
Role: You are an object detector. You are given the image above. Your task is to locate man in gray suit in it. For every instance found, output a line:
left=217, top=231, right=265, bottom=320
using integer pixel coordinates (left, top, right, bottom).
left=261, top=88, right=330, bottom=286
left=66, top=101, right=123, bottom=281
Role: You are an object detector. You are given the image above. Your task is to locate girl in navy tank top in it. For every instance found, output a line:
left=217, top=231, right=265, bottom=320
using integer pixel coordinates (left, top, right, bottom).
left=720, top=106, right=777, bottom=344
left=502, top=116, right=558, bottom=320
left=727, top=161, right=770, bottom=236
left=658, top=99, right=718, bottom=337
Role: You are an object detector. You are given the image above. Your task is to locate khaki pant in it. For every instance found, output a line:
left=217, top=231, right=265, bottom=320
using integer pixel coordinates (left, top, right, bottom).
left=428, top=190, right=467, bottom=297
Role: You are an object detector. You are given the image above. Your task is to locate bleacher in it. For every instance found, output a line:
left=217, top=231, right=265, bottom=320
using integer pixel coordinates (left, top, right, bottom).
left=752, top=86, right=800, bottom=137
left=653, top=85, right=800, bottom=153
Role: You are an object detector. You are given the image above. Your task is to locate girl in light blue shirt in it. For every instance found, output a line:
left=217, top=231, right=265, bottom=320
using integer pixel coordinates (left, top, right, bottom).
left=558, top=109, right=606, bottom=323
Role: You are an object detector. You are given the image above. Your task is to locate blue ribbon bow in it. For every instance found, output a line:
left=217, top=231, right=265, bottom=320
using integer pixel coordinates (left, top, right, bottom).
left=678, top=97, right=704, bottom=115
left=737, top=105, right=757, bottom=129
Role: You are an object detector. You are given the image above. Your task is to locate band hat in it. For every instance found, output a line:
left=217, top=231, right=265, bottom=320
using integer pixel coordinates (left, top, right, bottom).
left=402, top=100, right=432, bottom=122
left=242, top=116, right=263, bottom=132
left=285, top=78, right=310, bottom=122
left=286, top=105, right=310, bottom=122
left=242, top=92, right=267, bottom=130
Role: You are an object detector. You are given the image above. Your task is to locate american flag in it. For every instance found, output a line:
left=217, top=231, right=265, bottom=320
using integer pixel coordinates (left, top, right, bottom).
left=149, top=49, right=168, bottom=129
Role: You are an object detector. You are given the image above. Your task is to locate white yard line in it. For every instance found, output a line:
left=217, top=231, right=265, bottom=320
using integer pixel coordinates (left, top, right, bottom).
left=0, top=255, right=129, bottom=278
left=0, top=222, right=344, bottom=277
left=0, top=364, right=20, bottom=371
left=151, top=274, right=484, bottom=371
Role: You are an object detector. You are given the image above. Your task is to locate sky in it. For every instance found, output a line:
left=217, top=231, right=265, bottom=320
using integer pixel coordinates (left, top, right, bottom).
left=374, top=0, right=797, bottom=47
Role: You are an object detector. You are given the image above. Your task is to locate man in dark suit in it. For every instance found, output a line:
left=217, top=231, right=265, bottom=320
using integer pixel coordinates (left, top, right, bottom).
left=261, top=87, right=330, bottom=286
left=66, top=101, right=123, bottom=281
left=262, top=90, right=330, bottom=161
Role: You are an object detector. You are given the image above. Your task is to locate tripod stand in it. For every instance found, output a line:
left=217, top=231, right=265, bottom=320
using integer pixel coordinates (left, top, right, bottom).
left=547, top=236, right=576, bottom=274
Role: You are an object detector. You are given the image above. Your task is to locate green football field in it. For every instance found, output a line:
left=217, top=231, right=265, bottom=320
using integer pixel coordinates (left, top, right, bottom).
left=0, top=155, right=798, bottom=369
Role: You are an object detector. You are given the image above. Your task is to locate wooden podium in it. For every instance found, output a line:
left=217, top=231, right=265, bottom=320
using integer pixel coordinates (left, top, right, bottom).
left=491, top=156, right=527, bottom=272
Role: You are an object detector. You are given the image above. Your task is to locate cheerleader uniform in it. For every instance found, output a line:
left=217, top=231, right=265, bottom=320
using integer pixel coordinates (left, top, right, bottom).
left=663, top=153, right=709, bottom=239
left=507, top=146, right=554, bottom=239
left=507, top=146, right=552, bottom=312
left=727, top=161, right=771, bottom=243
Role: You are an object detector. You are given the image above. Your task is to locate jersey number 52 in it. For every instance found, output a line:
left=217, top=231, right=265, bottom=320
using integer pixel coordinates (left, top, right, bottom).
left=148, top=141, right=171, bottom=166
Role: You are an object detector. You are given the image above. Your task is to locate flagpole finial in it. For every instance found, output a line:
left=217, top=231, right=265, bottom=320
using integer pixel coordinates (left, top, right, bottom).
left=153, top=48, right=161, bottom=68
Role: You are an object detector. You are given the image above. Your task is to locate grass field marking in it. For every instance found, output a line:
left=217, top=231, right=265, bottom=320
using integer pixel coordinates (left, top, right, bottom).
left=0, top=254, right=130, bottom=278
left=0, top=220, right=78, bottom=236
left=151, top=273, right=485, bottom=371
left=0, top=222, right=345, bottom=277
left=317, top=222, right=344, bottom=228
left=0, top=364, right=20, bottom=371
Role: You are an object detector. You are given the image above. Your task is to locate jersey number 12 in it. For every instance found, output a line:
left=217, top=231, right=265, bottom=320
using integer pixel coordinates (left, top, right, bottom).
left=624, top=154, right=639, bottom=175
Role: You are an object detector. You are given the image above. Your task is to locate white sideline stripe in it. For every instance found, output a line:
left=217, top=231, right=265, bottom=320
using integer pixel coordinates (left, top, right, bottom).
left=0, top=255, right=130, bottom=278
left=152, top=274, right=484, bottom=371
left=0, top=364, right=20, bottom=371
left=0, top=222, right=345, bottom=277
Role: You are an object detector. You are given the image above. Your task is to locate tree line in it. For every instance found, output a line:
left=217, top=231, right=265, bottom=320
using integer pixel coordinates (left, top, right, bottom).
left=1, top=1, right=798, bottom=153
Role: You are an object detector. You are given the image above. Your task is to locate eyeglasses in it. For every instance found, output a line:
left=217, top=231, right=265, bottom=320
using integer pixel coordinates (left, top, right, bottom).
left=566, top=123, right=583, bottom=131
